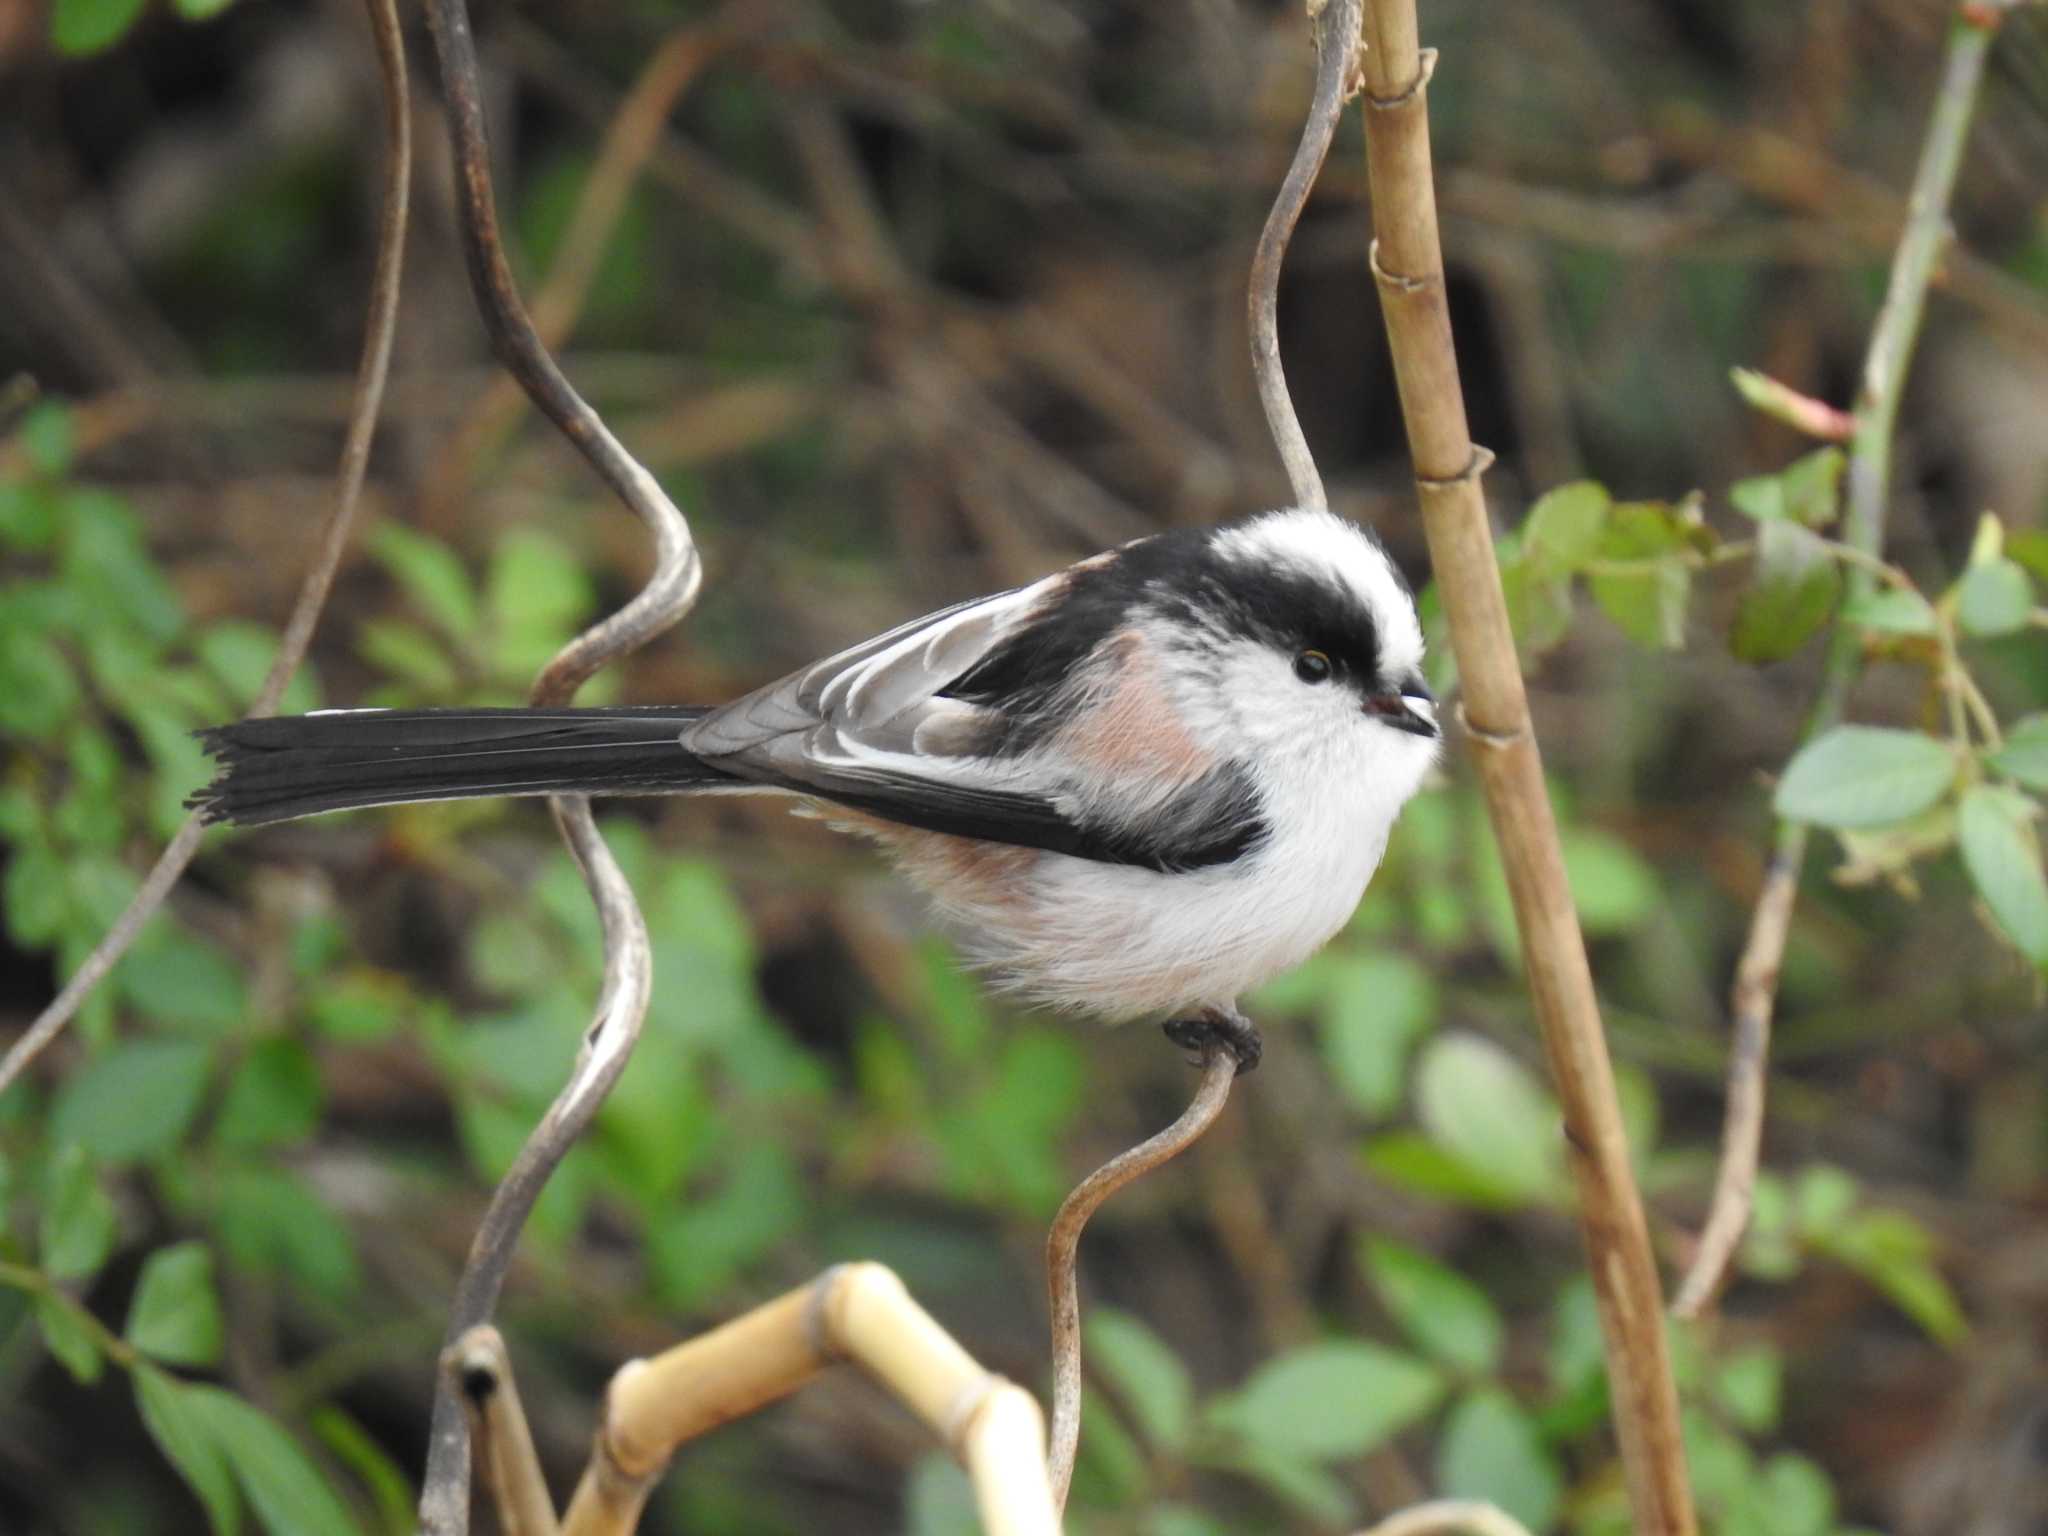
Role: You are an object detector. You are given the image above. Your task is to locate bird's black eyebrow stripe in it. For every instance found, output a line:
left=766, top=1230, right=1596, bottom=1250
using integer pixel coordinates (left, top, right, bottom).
left=942, top=519, right=1392, bottom=757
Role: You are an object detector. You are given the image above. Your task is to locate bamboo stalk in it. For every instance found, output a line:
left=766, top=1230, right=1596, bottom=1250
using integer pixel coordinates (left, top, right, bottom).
left=1354, top=7, right=1695, bottom=1532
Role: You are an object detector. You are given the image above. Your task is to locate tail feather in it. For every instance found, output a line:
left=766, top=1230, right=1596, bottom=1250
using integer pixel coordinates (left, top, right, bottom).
left=190, top=706, right=736, bottom=827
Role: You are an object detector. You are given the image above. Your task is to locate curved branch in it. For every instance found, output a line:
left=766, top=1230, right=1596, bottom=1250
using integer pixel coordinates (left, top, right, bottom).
left=1044, top=1048, right=1238, bottom=1512
left=0, top=0, right=411, bottom=1100
left=1246, top=0, right=1362, bottom=515
left=412, top=4, right=703, bottom=1531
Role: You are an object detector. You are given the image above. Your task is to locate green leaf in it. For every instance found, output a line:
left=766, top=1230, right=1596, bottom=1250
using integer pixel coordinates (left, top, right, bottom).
left=1793, top=1164, right=1860, bottom=1235
left=308, top=1409, right=413, bottom=1536
left=1361, top=1237, right=1504, bottom=1374
left=1521, top=482, right=1610, bottom=576
left=215, top=1168, right=360, bottom=1299
left=61, top=489, right=185, bottom=642
left=1955, top=557, right=2033, bottom=639
left=1730, top=448, right=1844, bottom=527
left=51, top=1038, right=212, bottom=1163
left=41, top=1144, right=117, bottom=1281
left=1561, top=827, right=1659, bottom=935
left=1815, top=1209, right=1967, bottom=1344
left=1436, top=1388, right=1563, bottom=1533
left=1207, top=1341, right=1446, bottom=1461
left=1415, top=1034, right=1565, bottom=1204
left=1988, top=716, right=2048, bottom=791
left=4, top=840, right=68, bottom=946
left=214, top=1039, right=322, bottom=1150
left=484, top=528, right=592, bottom=675
left=1589, top=558, right=1690, bottom=650
left=172, top=0, right=237, bottom=17
left=1956, top=786, right=2048, bottom=965
left=1221, top=1446, right=1355, bottom=1526
left=1319, top=952, right=1438, bottom=1118
left=1361, top=1132, right=1529, bottom=1211
left=365, top=522, right=479, bottom=638
left=0, top=626, right=82, bottom=740
left=1740, top=1453, right=1836, bottom=1536
left=20, top=401, right=77, bottom=474
left=135, top=1366, right=243, bottom=1536
left=356, top=618, right=461, bottom=694
left=184, top=1387, right=363, bottom=1536
left=1840, top=588, right=1936, bottom=636
left=120, top=928, right=247, bottom=1035
left=1500, top=563, right=1574, bottom=661
left=35, top=1293, right=104, bottom=1383
left=1731, top=520, right=1840, bottom=662
left=1086, top=1309, right=1193, bottom=1454
left=1713, top=1347, right=1782, bottom=1434
left=197, top=621, right=318, bottom=715
left=1545, top=1276, right=1604, bottom=1397
left=126, top=1241, right=225, bottom=1367
left=1774, top=727, right=1958, bottom=830
left=50, top=0, right=146, bottom=53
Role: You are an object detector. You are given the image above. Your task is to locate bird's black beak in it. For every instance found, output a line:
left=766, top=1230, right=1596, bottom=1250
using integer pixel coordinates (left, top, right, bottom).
left=1364, top=674, right=1438, bottom=738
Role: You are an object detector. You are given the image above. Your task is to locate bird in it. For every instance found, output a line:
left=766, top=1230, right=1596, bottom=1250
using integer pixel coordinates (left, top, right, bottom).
left=191, top=507, right=1440, bottom=1068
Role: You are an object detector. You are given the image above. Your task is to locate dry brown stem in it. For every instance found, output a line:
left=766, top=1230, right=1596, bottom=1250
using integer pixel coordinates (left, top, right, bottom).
left=419, top=27, right=721, bottom=526
left=1355, top=5, right=1695, bottom=1532
left=1246, top=0, right=1363, bottom=513
left=0, top=0, right=411, bottom=1101
left=1044, top=1047, right=1239, bottom=1512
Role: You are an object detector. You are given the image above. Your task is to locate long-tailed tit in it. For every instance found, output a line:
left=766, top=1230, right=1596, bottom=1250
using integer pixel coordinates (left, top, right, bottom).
left=192, top=507, right=1439, bottom=1065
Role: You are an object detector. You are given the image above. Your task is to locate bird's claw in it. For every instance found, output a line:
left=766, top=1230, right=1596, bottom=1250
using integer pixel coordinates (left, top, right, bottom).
left=1161, top=1007, right=1262, bottom=1073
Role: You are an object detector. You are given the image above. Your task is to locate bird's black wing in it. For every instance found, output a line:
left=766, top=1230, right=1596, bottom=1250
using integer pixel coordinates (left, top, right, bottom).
left=681, top=575, right=1267, bottom=871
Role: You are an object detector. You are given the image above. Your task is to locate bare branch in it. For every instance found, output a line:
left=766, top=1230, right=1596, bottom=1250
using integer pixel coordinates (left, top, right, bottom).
left=1675, top=2, right=2008, bottom=1319
left=1045, top=1048, right=1239, bottom=1512
left=411, top=1, right=704, bottom=1528
left=1246, top=0, right=1362, bottom=514
left=0, top=0, right=411, bottom=1100
left=1355, top=5, right=1696, bottom=1531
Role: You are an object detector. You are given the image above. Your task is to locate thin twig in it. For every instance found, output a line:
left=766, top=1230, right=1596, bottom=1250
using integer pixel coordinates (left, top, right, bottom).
left=413, top=0, right=703, bottom=1528
left=1673, top=3, right=2007, bottom=1320
left=1044, top=1048, right=1238, bottom=1512
left=418, top=26, right=722, bottom=526
left=1246, top=0, right=1361, bottom=515
left=1355, top=6, right=1697, bottom=1532
left=1352, top=1499, right=1537, bottom=1536
left=0, top=0, right=410, bottom=1101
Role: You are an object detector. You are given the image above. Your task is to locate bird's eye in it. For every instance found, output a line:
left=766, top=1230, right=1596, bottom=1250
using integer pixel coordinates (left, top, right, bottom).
left=1294, top=649, right=1332, bottom=684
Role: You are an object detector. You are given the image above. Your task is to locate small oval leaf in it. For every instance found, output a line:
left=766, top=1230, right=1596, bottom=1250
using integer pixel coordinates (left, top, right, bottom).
left=1774, top=727, right=1957, bottom=830
left=1956, top=786, right=2048, bottom=966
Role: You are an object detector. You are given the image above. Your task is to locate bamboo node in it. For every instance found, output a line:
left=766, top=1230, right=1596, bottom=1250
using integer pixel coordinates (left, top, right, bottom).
left=1453, top=699, right=1523, bottom=750
left=805, top=1264, right=852, bottom=1360
left=1365, top=46, right=1437, bottom=110
left=1416, top=444, right=1496, bottom=488
left=942, top=1374, right=1003, bottom=1452
left=1368, top=237, right=1432, bottom=294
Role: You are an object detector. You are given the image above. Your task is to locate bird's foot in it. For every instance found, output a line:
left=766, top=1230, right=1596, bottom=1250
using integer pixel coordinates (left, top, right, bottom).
left=1161, top=1006, right=1262, bottom=1074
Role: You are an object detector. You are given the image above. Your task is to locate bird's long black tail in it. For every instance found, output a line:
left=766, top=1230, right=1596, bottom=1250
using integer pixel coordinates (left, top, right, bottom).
left=189, top=707, right=736, bottom=827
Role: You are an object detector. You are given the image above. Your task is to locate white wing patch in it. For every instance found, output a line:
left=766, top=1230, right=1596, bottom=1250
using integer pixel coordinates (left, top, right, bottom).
left=680, top=575, right=1061, bottom=770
